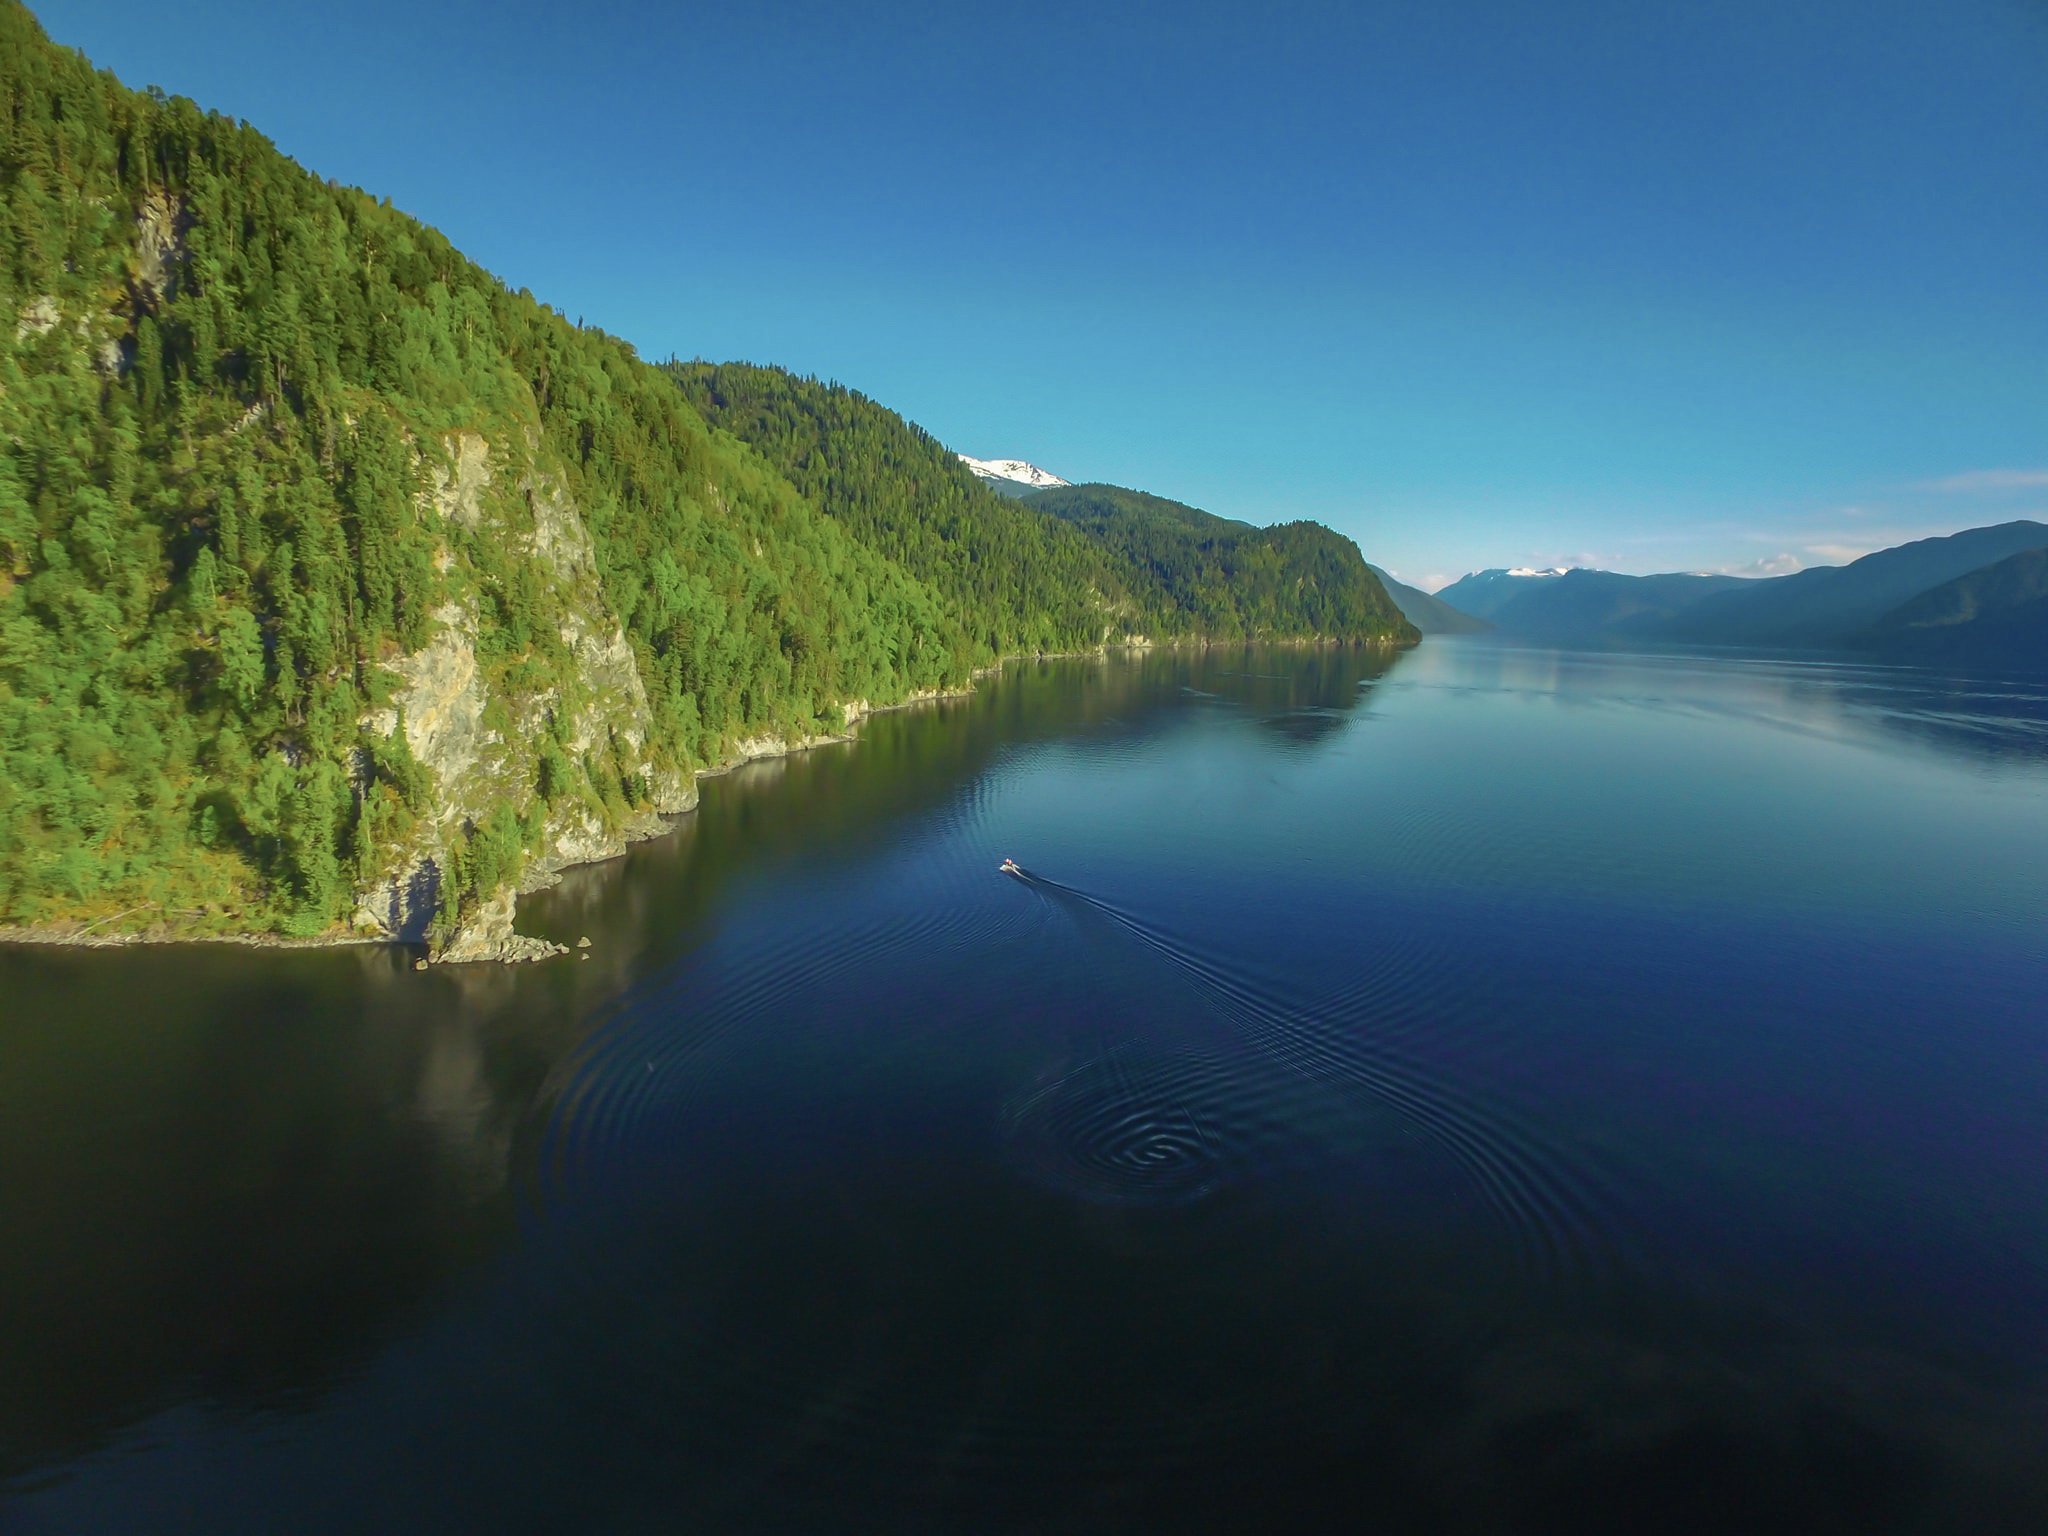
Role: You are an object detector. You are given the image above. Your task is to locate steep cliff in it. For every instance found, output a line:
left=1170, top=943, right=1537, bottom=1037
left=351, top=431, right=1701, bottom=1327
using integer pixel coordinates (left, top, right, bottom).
left=0, top=4, right=1405, bottom=958
left=351, top=427, right=694, bottom=960
left=0, top=4, right=960, bottom=955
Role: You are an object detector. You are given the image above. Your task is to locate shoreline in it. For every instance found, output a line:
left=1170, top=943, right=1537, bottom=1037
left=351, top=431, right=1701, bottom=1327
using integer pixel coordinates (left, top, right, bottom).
left=0, top=672, right=994, bottom=960
left=0, top=635, right=1410, bottom=959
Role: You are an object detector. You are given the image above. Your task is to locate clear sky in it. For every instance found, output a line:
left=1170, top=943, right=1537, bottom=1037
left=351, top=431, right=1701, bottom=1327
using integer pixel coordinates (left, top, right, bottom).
left=32, top=0, right=2048, bottom=589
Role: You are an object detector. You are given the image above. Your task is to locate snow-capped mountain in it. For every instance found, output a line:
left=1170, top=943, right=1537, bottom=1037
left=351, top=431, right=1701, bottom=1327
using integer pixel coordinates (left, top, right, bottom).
left=1432, top=567, right=1581, bottom=622
left=957, top=455, right=1070, bottom=490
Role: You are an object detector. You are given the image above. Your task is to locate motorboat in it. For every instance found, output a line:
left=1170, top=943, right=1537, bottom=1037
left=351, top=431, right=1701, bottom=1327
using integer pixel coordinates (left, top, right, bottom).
left=999, top=858, right=1023, bottom=877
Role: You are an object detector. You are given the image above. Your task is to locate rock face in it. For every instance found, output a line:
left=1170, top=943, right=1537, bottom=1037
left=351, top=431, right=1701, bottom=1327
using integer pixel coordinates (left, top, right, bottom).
left=336, top=420, right=928, bottom=963
left=383, top=603, right=490, bottom=794
left=433, top=888, right=568, bottom=964
left=14, top=294, right=58, bottom=340
left=352, top=429, right=692, bottom=962
left=356, top=495, right=975, bottom=963
left=131, top=190, right=185, bottom=305
left=12, top=290, right=127, bottom=376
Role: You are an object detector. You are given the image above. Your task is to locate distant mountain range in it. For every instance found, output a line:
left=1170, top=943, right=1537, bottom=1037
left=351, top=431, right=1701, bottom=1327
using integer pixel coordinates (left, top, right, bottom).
left=1367, top=566, right=1493, bottom=634
left=1438, top=568, right=1745, bottom=637
left=1654, top=522, right=2048, bottom=648
left=1435, top=521, right=2048, bottom=669
left=1427, top=567, right=1568, bottom=620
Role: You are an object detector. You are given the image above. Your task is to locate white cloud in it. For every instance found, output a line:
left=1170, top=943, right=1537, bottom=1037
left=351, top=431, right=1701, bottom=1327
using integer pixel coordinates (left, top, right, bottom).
left=1718, top=552, right=1805, bottom=577
left=1916, top=469, right=2048, bottom=494
left=1804, top=542, right=1879, bottom=565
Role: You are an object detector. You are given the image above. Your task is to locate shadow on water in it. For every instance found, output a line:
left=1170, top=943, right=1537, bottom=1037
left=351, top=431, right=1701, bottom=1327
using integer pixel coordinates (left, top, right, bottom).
left=0, top=944, right=556, bottom=1477
left=10, top=641, right=2045, bottom=1533
left=0, top=646, right=1392, bottom=1483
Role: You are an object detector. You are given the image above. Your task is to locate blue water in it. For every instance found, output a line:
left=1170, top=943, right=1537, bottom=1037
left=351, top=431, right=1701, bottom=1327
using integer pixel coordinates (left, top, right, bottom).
left=3, top=640, right=2046, bottom=1532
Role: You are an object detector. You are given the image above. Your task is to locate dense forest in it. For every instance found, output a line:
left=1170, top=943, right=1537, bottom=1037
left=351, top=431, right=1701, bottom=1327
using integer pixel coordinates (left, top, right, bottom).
left=1024, top=484, right=1416, bottom=643
left=667, top=364, right=1147, bottom=656
left=0, top=2, right=1409, bottom=948
left=0, top=3, right=960, bottom=942
left=669, top=363, right=1414, bottom=651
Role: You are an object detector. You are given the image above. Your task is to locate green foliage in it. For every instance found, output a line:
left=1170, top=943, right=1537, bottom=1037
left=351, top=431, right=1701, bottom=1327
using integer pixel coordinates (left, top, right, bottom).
left=668, top=362, right=1147, bottom=656
left=1025, top=484, right=1419, bottom=644
left=669, top=363, right=1416, bottom=649
left=0, top=3, right=956, bottom=936
left=0, top=3, right=1406, bottom=942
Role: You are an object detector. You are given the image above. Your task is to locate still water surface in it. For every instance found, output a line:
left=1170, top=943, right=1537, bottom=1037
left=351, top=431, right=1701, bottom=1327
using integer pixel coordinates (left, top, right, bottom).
left=3, top=640, right=2047, bottom=1533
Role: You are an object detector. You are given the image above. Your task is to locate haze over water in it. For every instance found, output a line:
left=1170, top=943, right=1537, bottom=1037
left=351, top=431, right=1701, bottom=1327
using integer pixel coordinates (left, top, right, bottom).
left=4, top=641, right=2046, bottom=1533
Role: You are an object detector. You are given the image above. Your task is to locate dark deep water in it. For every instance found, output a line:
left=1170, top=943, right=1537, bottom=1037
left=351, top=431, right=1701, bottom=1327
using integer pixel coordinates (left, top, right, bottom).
left=4, top=641, right=2047, bottom=1534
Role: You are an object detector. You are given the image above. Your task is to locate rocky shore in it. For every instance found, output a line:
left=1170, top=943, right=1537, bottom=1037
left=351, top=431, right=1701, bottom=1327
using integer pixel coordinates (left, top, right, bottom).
left=0, top=679, right=985, bottom=966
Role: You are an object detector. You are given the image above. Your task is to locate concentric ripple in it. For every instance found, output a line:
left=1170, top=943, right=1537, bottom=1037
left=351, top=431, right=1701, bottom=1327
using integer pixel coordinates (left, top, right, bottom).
left=519, top=737, right=1642, bottom=1481
left=1007, top=866, right=1639, bottom=1290
left=999, top=1047, right=1314, bottom=1206
left=534, top=822, right=1048, bottom=1218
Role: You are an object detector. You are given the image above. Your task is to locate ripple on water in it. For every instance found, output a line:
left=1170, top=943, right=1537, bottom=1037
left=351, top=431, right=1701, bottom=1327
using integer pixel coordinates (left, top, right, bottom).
left=998, top=1046, right=1326, bottom=1207
left=1017, top=871, right=1641, bottom=1292
left=524, top=837, right=1642, bottom=1480
left=537, top=818, right=1050, bottom=1217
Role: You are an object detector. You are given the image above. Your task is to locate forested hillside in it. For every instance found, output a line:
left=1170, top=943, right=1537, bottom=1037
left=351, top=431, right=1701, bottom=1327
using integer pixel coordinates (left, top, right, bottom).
left=1024, top=484, right=1417, bottom=644
left=0, top=3, right=1405, bottom=949
left=668, top=363, right=1415, bottom=651
left=1865, top=546, right=2048, bottom=669
left=0, top=3, right=962, bottom=945
left=665, top=363, right=1144, bottom=655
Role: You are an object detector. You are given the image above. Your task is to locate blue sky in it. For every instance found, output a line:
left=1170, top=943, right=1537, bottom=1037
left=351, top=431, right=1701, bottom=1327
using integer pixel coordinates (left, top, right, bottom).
left=34, top=0, right=2048, bottom=588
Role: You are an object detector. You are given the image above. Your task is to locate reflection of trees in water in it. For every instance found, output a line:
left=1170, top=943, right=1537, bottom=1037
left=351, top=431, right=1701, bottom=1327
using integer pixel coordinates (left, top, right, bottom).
left=0, top=944, right=582, bottom=1477
left=0, top=646, right=1393, bottom=1480
left=522, top=646, right=1403, bottom=968
left=1431, top=1314, right=2048, bottom=1530
left=1201, top=644, right=1402, bottom=747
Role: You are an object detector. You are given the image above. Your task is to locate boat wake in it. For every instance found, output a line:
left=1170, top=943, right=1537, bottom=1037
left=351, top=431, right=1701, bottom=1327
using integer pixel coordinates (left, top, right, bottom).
left=1003, top=866, right=1635, bottom=1290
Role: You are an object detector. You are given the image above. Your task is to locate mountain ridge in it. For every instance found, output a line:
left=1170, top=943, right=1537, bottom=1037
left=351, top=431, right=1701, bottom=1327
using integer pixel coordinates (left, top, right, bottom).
left=0, top=4, right=1409, bottom=952
left=1023, top=484, right=1418, bottom=645
left=1436, top=523, right=2048, bottom=662
left=1863, top=546, right=2048, bottom=670
left=1367, top=566, right=1493, bottom=635
left=958, top=456, right=1069, bottom=490
left=1651, top=521, right=2048, bottom=647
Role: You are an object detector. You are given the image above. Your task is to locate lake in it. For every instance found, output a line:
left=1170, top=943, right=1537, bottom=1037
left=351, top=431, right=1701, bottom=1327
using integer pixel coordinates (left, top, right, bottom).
left=3, top=640, right=2046, bottom=1534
